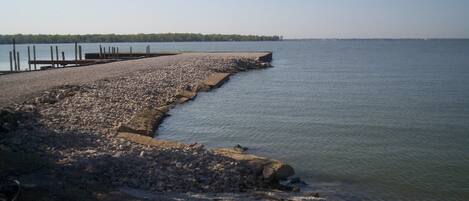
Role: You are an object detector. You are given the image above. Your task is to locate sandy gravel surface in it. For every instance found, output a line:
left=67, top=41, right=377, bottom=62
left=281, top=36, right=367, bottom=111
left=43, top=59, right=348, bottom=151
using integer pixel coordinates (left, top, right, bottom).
left=0, top=52, right=268, bottom=106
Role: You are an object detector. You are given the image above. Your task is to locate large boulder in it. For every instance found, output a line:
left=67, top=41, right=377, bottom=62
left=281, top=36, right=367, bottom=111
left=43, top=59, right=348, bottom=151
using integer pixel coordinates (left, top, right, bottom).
left=258, top=52, right=273, bottom=63
left=262, top=160, right=295, bottom=181
left=213, top=148, right=294, bottom=181
left=117, top=132, right=184, bottom=149
left=117, top=106, right=169, bottom=136
left=175, top=89, right=197, bottom=103
left=175, top=90, right=197, bottom=100
left=191, top=82, right=211, bottom=92
left=202, top=73, right=231, bottom=89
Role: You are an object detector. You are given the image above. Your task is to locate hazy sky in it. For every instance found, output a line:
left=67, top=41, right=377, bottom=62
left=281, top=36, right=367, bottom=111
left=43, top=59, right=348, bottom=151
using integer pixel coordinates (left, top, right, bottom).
left=1, top=0, right=468, bottom=38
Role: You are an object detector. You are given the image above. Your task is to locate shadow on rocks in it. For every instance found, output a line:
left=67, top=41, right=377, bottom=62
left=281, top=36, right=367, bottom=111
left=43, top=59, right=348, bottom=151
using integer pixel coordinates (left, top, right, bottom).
left=0, top=108, right=107, bottom=201
left=1, top=108, right=267, bottom=201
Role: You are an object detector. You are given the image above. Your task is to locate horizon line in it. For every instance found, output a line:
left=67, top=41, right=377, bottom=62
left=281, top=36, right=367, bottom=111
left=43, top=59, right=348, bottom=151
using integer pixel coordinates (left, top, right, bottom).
left=285, top=38, right=469, bottom=40
left=1, top=33, right=468, bottom=40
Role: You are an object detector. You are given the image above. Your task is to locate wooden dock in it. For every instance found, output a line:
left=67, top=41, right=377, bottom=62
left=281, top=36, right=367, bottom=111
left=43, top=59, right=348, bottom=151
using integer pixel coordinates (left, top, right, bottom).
left=25, top=53, right=179, bottom=70
left=30, top=59, right=101, bottom=66
left=2, top=41, right=180, bottom=75
left=84, top=52, right=178, bottom=60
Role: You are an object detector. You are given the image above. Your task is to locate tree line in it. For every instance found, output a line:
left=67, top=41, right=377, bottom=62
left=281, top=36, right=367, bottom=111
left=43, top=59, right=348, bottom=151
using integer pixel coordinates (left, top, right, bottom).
left=0, top=33, right=282, bottom=44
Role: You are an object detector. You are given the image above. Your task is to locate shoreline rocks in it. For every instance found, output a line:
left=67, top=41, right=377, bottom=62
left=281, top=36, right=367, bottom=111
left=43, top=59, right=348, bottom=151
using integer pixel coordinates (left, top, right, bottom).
left=116, top=107, right=168, bottom=136
left=213, top=148, right=295, bottom=182
left=0, top=52, right=305, bottom=200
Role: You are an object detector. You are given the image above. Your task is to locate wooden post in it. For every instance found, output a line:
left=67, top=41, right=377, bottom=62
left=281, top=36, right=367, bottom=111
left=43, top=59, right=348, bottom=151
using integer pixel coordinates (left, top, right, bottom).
left=130, top=47, right=132, bottom=57
left=103, top=47, right=107, bottom=59
left=116, top=47, right=119, bottom=58
left=62, top=52, right=65, bottom=67
left=28, top=46, right=31, bottom=71
left=50, top=46, right=54, bottom=68
left=9, top=51, right=13, bottom=72
left=55, top=46, right=59, bottom=67
left=146, top=45, right=150, bottom=57
left=79, top=45, right=82, bottom=60
left=99, top=45, right=103, bottom=59
left=108, top=47, right=111, bottom=59
left=12, top=39, right=17, bottom=71
left=74, top=42, right=78, bottom=65
left=16, top=52, right=20, bottom=71
left=33, top=45, right=37, bottom=70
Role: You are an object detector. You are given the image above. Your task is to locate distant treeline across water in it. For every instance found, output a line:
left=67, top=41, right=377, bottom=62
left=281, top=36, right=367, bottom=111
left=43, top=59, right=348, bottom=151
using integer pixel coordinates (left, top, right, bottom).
left=0, top=33, right=282, bottom=44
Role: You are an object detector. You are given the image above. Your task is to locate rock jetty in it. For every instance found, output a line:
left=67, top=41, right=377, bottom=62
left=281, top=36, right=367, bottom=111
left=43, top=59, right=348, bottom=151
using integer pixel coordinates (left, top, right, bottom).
left=0, top=52, right=307, bottom=200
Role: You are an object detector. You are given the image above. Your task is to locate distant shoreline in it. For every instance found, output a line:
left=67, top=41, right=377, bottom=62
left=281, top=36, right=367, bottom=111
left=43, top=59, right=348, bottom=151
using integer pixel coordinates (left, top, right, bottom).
left=1, top=37, right=467, bottom=45
left=284, top=38, right=469, bottom=40
left=0, top=33, right=282, bottom=44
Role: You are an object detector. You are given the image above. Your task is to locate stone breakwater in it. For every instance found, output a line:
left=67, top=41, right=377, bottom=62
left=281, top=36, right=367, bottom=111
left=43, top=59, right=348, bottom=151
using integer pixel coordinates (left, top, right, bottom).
left=0, top=52, right=307, bottom=200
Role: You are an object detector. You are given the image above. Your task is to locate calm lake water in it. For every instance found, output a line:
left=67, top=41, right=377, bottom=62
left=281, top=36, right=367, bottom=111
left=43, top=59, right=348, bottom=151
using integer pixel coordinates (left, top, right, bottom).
left=2, top=40, right=468, bottom=200
left=153, top=40, right=468, bottom=201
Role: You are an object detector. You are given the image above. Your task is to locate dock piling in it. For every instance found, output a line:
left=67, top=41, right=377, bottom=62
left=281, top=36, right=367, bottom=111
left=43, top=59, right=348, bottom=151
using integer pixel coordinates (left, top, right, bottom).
left=12, top=39, right=17, bottom=71
left=33, top=45, right=37, bottom=70
left=50, top=46, right=54, bottom=68
left=9, top=51, right=13, bottom=72
left=99, top=45, right=103, bottom=59
left=79, top=45, right=83, bottom=60
left=75, top=42, right=78, bottom=66
left=62, top=52, right=65, bottom=67
left=146, top=45, right=151, bottom=57
left=28, top=46, right=31, bottom=71
left=130, top=47, right=132, bottom=57
left=56, top=46, right=59, bottom=67
left=16, top=52, right=20, bottom=71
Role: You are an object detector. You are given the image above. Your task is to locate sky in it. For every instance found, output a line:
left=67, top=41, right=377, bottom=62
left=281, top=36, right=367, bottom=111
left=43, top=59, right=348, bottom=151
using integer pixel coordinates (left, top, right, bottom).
left=0, top=0, right=468, bottom=39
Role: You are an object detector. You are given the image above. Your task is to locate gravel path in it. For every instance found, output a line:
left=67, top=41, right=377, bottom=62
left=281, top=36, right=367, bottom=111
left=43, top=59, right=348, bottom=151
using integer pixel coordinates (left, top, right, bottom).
left=0, top=53, right=268, bottom=106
